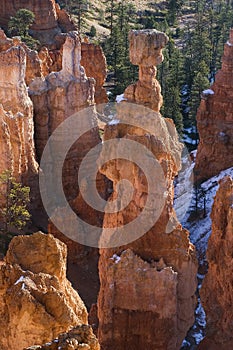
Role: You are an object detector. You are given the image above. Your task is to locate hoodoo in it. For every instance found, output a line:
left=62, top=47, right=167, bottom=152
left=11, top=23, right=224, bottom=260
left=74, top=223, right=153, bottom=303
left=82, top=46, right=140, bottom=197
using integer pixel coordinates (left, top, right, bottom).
left=97, top=29, right=197, bottom=350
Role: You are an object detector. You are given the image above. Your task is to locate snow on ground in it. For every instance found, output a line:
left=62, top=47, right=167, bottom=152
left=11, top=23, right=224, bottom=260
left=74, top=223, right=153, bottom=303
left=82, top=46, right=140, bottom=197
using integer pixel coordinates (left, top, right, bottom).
left=176, top=154, right=233, bottom=349
left=181, top=166, right=233, bottom=258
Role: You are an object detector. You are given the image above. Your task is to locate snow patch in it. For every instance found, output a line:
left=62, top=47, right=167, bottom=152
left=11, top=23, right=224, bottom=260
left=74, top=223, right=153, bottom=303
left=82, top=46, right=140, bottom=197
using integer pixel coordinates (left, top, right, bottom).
left=202, top=89, right=214, bottom=95
left=116, top=94, right=126, bottom=103
left=108, top=119, right=120, bottom=126
left=14, top=276, right=25, bottom=285
left=111, top=254, right=121, bottom=264
left=227, top=40, right=233, bottom=46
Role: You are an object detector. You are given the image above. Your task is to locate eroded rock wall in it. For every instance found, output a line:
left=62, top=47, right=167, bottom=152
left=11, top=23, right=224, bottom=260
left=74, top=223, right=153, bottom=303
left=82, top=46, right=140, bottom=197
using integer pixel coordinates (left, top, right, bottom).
left=29, top=31, right=98, bottom=200
left=0, top=42, right=39, bottom=209
left=0, top=0, right=76, bottom=46
left=199, top=176, right=233, bottom=350
left=81, top=42, right=108, bottom=105
left=0, top=232, right=88, bottom=350
left=195, top=29, right=233, bottom=182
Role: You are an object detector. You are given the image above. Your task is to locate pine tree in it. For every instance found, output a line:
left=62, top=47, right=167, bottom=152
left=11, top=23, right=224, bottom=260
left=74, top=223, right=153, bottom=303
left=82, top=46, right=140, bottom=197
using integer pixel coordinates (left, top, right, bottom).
left=159, top=38, right=184, bottom=134
left=0, top=171, right=31, bottom=233
left=8, top=9, right=39, bottom=49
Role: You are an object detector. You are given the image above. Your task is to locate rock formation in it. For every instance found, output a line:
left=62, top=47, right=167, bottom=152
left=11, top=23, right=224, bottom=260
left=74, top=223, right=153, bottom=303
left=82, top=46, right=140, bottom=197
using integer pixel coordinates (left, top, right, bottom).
left=124, top=29, right=168, bottom=111
left=0, top=0, right=76, bottom=47
left=29, top=31, right=108, bottom=307
left=199, top=176, right=233, bottom=350
left=0, top=232, right=89, bottom=350
left=0, top=29, right=47, bottom=85
left=195, top=29, right=233, bottom=182
left=25, top=325, right=100, bottom=350
left=97, top=29, right=197, bottom=350
left=0, top=40, right=38, bottom=206
left=81, top=42, right=108, bottom=105
left=29, top=31, right=98, bottom=200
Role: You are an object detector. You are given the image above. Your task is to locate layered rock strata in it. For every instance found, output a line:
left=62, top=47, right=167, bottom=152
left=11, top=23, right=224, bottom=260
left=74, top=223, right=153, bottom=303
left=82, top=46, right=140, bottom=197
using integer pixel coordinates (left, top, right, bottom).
left=199, top=176, right=233, bottom=350
left=124, top=29, right=168, bottom=111
left=0, top=0, right=76, bottom=47
left=195, top=29, right=233, bottom=182
left=29, top=31, right=107, bottom=307
left=81, top=42, right=108, bottom=105
left=0, top=41, right=39, bottom=210
left=97, top=29, right=197, bottom=350
left=0, top=232, right=88, bottom=350
left=25, top=325, right=100, bottom=350
left=29, top=31, right=99, bottom=200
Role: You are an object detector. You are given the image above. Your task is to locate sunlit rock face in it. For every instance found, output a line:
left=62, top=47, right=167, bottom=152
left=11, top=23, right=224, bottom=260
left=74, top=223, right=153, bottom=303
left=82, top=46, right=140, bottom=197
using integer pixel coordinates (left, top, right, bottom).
left=29, top=31, right=99, bottom=201
left=124, top=29, right=168, bottom=112
left=0, top=41, right=39, bottom=210
left=97, top=29, right=197, bottom=350
left=0, top=232, right=88, bottom=350
left=195, top=29, right=233, bottom=182
left=81, top=42, right=108, bottom=105
left=199, top=176, right=233, bottom=350
left=0, top=0, right=76, bottom=46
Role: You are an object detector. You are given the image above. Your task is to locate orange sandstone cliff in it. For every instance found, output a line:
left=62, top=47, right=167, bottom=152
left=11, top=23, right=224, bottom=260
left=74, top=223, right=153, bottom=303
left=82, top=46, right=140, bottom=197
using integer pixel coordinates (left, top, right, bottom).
left=0, top=232, right=91, bottom=350
left=97, top=29, right=197, bottom=350
left=198, top=176, right=233, bottom=350
left=0, top=35, right=40, bottom=212
left=195, top=29, right=233, bottom=182
left=0, top=0, right=76, bottom=47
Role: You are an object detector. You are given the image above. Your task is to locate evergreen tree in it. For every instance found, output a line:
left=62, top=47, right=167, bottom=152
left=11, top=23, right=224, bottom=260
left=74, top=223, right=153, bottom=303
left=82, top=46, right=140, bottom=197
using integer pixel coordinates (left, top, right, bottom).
left=8, top=9, right=39, bottom=49
left=102, top=1, right=138, bottom=96
left=158, top=38, right=184, bottom=134
left=0, top=171, right=31, bottom=233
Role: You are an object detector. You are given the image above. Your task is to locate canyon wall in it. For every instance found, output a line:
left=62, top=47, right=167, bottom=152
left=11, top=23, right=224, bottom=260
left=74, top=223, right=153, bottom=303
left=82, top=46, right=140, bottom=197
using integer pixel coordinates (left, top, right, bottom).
left=81, top=42, right=108, bottom=105
left=195, top=29, right=233, bottom=182
left=29, top=31, right=99, bottom=200
left=97, top=29, right=197, bottom=350
left=0, top=0, right=76, bottom=46
left=0, top=36, right=39, bottom=211
left=0, top=232, right=90, bottom=350
left=29, top=31, right=107, bottom=307
left=199, top=176, right=233, bottom=350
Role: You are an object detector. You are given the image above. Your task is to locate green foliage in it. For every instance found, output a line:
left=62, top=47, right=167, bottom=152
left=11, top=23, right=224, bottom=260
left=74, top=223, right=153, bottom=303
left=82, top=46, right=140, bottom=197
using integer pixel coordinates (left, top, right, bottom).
left=8, top=9, right=39, bottom=49
left=89, top=25, right=97, bottom=37
left=58, top=0, right=89, bottom=31
left=8, top=9, right=35, bottom=37
left=158, top=37, right=184, bottom=134
left=102, top=0, right=138, bottom=97
left=0, top=171, right=31, bottom=233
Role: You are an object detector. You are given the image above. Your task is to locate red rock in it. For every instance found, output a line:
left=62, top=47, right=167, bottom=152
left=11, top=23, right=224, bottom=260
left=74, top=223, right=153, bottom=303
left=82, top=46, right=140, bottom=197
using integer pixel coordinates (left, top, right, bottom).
left=195, top=29, right=233, bottom=182
left=0, top=232, right=88, bottom=350
left=81, top=43, right=108, bottom=105
left=97, top=29, right=197, bottom=350
left=0, top=44, right=38, bottom=186
left=124, top=29, right=168, bottom=112
left=0, top=0, right=76, bottom=47
left=199, top=176, right=233, bottom=349
left=29, top=32, right=107, bottom=307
